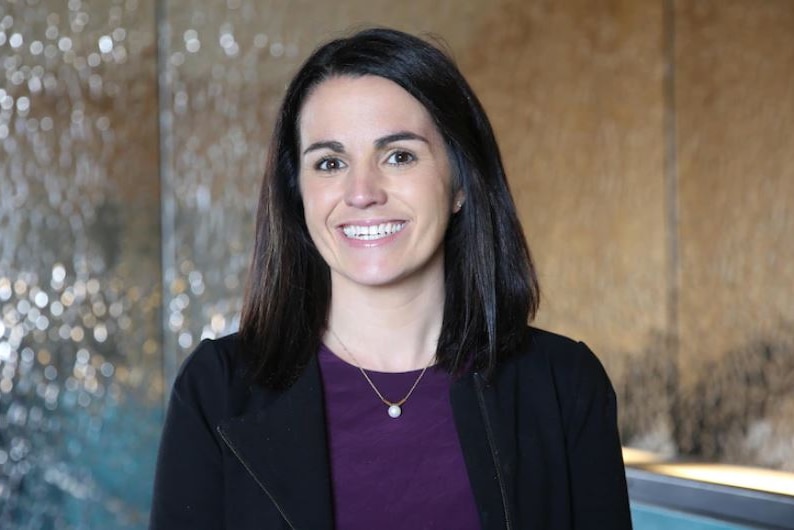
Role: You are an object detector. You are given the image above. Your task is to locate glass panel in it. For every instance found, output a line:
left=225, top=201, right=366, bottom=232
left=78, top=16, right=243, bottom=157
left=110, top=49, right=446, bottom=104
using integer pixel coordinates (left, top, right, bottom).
left=0, top=1, right=161, bottom=528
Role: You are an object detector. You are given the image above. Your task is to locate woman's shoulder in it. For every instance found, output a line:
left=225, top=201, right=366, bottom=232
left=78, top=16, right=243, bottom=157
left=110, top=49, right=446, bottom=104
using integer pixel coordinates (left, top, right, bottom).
left=176, top=333, right=245, bottom=383
left=502, top=327, right=618, bottom=435
left=169, top=333, right=252, bottom=415
left=514, top=326, right=590, bottom=360
left=508, top=326, right=612, bottom=387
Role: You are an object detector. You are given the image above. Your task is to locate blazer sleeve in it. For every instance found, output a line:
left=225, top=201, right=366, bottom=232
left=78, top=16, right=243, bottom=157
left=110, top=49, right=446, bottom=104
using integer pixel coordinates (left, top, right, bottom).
left=149, top=340, right=227, bottom=530
left=561, top=342, right=633, bottom=529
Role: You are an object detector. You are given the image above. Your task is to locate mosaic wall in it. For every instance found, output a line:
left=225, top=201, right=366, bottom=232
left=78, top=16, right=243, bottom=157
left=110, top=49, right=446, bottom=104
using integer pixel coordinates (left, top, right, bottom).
left=0, top=0, right=161, bottom=528
left=1, top=0, right=792, bottom=527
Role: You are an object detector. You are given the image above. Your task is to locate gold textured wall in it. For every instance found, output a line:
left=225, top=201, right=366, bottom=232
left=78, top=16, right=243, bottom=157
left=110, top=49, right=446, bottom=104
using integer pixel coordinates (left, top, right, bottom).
left=673, top=0, right=794, bottom=467
left=457, top=0, right=794, bottom=469
left=462, top=0, right=667, bottom=377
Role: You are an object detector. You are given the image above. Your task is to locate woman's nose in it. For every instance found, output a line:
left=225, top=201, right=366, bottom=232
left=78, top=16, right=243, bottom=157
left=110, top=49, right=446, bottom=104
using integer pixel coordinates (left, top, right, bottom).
left=344, top=166, right=387, bottom=208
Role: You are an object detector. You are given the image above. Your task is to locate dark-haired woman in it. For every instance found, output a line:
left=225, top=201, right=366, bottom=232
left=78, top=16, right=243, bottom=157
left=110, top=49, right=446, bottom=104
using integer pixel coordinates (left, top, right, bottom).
left=150, top=28, right=632, bottom=530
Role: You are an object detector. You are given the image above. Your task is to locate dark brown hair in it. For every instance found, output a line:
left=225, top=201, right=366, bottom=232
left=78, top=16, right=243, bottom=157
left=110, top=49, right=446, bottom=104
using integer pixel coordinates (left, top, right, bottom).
left=239, top=27, right=539, bottom=389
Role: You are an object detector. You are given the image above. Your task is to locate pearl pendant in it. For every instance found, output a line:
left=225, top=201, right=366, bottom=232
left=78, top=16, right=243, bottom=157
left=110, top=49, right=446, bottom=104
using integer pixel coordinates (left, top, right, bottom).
left=387, top=404, right=402, bottom=418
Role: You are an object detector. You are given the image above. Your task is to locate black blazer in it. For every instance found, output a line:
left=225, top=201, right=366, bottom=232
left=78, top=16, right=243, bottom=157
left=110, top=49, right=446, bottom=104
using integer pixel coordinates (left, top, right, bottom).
left=149, top=327, right=632, bottom=529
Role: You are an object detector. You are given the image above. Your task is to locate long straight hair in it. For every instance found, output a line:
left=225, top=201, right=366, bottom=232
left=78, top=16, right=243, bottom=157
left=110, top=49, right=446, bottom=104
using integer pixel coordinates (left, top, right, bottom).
left=239, top=28, right=539, bottom=389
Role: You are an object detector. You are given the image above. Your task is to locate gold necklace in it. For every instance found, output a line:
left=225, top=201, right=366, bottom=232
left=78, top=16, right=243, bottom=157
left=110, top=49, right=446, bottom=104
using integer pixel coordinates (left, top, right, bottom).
left=329, top=328, right=435, bottom=419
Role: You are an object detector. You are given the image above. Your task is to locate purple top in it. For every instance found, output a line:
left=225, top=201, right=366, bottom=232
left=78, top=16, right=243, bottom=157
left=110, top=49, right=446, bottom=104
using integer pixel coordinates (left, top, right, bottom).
left=317, top=344, right=481, bottom=530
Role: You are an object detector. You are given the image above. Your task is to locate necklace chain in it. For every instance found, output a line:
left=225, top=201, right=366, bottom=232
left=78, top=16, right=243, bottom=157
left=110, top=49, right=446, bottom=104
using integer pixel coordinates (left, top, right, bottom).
left=328, top=328, right=434, bottom=417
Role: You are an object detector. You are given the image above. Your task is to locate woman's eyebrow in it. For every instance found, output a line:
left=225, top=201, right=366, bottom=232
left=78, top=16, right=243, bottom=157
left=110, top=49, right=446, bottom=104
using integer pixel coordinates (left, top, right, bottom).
left=303, top=140, right=344, bottom=155
left=374, top=131, right=429, bottom=149
left=302, top=132, right=428, bottom=155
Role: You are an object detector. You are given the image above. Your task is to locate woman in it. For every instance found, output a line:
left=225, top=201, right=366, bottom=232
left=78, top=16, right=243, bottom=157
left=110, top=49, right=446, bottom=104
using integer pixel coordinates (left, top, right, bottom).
left=150, top=28, right=632, bottom=529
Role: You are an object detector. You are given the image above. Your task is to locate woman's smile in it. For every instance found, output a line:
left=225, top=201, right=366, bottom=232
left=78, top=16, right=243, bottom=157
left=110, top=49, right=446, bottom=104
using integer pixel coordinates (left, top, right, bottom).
left=340, top=221, right=406, bottom=241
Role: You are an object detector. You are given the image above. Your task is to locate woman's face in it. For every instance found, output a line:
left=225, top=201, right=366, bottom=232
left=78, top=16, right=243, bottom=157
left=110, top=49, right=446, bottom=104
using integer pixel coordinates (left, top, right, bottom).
left=298, top=75, right=462, bottom=293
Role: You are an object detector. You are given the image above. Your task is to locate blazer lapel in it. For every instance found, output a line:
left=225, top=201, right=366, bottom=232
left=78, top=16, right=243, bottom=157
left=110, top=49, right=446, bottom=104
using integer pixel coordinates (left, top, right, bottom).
left=217, top=356, right=333, bottom=530
left=451, top=372, right=517, bottom=530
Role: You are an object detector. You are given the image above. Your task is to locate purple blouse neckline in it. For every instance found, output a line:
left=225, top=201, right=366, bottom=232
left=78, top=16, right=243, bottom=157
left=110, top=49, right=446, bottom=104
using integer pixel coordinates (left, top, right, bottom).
left=316, top=342, right=481, bottom=530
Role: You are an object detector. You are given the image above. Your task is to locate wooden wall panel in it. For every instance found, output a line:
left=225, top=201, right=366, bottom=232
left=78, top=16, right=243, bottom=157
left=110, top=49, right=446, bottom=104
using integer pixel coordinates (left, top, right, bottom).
left=460, top=0, right=667, bottom=376
left=675, top=0, right=794, bottom=466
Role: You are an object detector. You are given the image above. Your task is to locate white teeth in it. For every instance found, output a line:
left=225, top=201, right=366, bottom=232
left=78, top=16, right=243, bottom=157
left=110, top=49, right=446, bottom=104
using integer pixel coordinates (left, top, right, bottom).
left=342, top=222, right=405, bottom=240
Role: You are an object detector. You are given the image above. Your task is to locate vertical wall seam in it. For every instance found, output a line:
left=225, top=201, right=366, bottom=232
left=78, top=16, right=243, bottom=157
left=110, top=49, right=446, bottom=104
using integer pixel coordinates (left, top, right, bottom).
left=155, top=0, right=177, bottom=410
left=663, top=0, right=680, bottom=353
left=662, top=0, right=682, bottom=447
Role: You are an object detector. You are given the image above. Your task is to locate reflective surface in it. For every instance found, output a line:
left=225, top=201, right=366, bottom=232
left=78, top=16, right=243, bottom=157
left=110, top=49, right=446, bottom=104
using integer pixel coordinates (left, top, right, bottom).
left=0, top=0, right=161, bottom=527
left=631, top=504, right=752, bottom=530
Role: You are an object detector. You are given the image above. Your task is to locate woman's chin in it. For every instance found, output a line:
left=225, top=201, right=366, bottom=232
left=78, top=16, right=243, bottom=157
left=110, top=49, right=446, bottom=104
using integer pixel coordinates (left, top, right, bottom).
left=332, top=269, right=404, bottom=289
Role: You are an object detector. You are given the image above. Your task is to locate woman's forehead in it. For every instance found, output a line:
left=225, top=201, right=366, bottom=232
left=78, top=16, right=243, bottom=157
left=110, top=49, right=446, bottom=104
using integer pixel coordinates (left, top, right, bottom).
left=297, top=75, right=440, bottom=146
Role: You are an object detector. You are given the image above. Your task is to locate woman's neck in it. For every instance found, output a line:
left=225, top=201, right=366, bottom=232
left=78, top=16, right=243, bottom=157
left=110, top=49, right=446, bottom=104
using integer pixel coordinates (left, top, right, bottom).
left=324, top=275, right=445, bottom=372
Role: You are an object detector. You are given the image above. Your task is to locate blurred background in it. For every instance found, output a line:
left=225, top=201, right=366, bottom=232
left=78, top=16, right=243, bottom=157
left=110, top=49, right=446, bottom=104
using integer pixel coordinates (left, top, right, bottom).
left=0, top=0, right=792, bottom=528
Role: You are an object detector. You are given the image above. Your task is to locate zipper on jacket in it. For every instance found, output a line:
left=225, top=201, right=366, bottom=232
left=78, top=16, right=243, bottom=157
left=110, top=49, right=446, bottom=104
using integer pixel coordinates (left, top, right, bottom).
left=474, top=373, right=513, bottom=530
left=217, top=425, right=297, bottom=530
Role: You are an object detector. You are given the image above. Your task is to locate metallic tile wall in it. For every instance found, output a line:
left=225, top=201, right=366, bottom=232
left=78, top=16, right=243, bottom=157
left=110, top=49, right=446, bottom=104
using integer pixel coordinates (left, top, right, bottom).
left=0, top=1, right=161, bottom=528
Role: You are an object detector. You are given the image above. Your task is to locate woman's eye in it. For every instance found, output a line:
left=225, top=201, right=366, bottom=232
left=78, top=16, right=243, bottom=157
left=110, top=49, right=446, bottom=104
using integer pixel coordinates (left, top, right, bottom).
left=386, top=150, right=416, bottom=166
left=315, top=157, right=346, bottom=172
